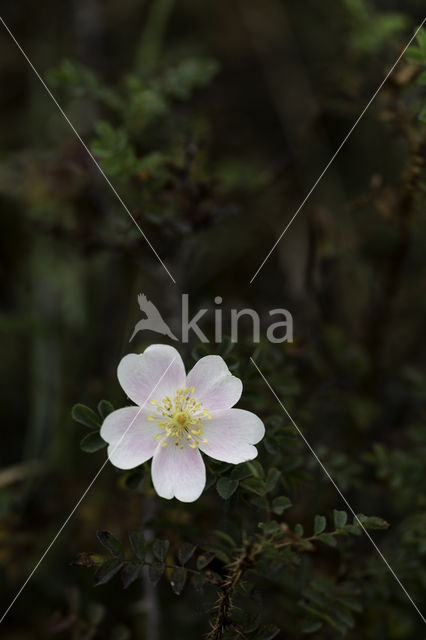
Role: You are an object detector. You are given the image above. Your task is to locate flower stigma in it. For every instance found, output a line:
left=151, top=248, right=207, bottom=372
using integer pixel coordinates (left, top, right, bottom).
left=148, top=387, right=211, bottom=450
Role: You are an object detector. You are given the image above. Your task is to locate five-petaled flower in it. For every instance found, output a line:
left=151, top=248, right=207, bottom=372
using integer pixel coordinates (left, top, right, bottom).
left=100, top=344, right=265, bottom=502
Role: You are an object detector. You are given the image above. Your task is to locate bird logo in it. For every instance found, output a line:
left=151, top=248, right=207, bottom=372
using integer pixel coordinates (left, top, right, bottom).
left=129, top=293, right=178, bottom=342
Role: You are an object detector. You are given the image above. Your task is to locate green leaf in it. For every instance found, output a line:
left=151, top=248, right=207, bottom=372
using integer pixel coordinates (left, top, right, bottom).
left=230, top=463, right=252, bottom=481
left=80, top=431, right=107, bottom=453
left=317, top=533, right=337, bottom=547
left=196, top=551, right=215, bottom=570
left=148, top=561, right=165, bottom=585
left=129, top=531, right=146, bottom=561
left=419, top=105, right=426, bottom=123
left=170, top=567, right=187, bottom=595
left=191, top=344, right=209, bottom=361
left=247, top=460, right=265, bottom=479
left=259, top=520, right=281, bottom=535
left=255, top=624, right=280, bottom=640
left=333, top=510, right=348, bottom=529
left=72, top=403, right=101, bottom=430
left=214, top=530, right=236, bottom=547
left=417, top=71, right=426, bottom=85
left=265, top=468, right=281, bottom=493
left=121, top=561, right=142, bottom=589
left=302, top=619, right=323, bottom=633
left=356, top=514, right=390, bottom=530
left=294, top=523, right=304, bottom=537
left=93, top=558, right=124, bottom=586
left=178, top=543, right=197, bottom=565
left=96, top=531, right=123, bottom=558
left=216, top=477, right=239, bottom=499
left=314, top=515, right=327, bottom=536
left=406, top=46, right=426, bottom=63
left=152, top=539, right=169, bottom=562
left=218, top=335, right=234, bottom=357
left=98, top=399, right=114, bottom=419
left=272, top=496, right=292, bottom=515
left=241, top=477, right=266, bottom=496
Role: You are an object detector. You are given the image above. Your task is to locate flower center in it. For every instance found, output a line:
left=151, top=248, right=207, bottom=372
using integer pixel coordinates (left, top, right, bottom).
left=148, top=387, right=211, bottom=450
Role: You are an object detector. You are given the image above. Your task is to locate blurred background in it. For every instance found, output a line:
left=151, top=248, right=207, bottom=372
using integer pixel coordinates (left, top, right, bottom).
left=1, top=0, right=426, bottom=638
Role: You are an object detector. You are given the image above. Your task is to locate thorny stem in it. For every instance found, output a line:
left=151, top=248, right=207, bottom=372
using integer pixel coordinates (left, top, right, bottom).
left=206, top=535, right=265, bottom=640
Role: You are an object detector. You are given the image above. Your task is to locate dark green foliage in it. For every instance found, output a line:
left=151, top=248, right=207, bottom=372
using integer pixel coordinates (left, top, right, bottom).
left=216, top=477, right=239, bottom=499
left=3, top=2, right=426, bottom=639
left=96, top=531, right=123, bottom=558
left=129, top=531, right=146, bottom=561
left=71, top=404, right=101, bottom=430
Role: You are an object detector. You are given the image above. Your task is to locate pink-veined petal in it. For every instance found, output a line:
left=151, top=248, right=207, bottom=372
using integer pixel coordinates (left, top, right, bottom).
left=101, top=406, right=157, bottom=470
left=151, top=444, right=206, bottom=502
left=117, top=345, right=185, bottom=407
left=198, top=408, right=265, bottom=464
left=186, top=355, right=242, bottom=411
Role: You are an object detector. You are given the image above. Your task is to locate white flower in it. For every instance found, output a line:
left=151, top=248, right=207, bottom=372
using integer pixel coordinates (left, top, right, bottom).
left=100, top=344, right=265, bottom=503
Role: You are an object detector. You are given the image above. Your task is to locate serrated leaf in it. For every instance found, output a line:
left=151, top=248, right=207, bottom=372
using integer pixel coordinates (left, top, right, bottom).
left=272, top=496, right=292, bottom=515
left=196, top=551, right=215, bottom=570
left=152, top=539, right=169, bottom=562
left=333, top=510, right=348, bottom=529
left=96, top=531, right=123, bottom=558
left=72, top=403, right=101, bottom=430
left=314, top=515, right=327, bottom=536
left=121, top=561, right=142, bottom=589
left=216, top=477, right=239, bottom=499
left=93, top=558, right=124, bottom=586
left=129, top=531, right=146, bottom=561
left=170, top=567, right=187, bottom=595
left=317, top=533, right=337, bottom=547
left=178, top=543, right=197, bottom=565
left=80, top=431, right=107, bottom=453
left=98, top=399, right=114, bottom=419
left=148, top=561, right=165, bottom=585
left=265, top=468, right=281, bottom=492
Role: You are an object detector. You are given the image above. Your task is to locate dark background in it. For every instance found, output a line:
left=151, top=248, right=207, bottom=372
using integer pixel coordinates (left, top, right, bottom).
left=1, top=1, right=426, bottom=638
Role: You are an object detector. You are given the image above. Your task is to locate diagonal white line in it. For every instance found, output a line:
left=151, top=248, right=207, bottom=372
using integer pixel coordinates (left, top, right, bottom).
left=0, top=15, right=176, bottom=284
left=250, top=19, right=426, bottom=284
left=250, top=356, right=426, bottom=625
left=0, top=356, right=177, bottom=625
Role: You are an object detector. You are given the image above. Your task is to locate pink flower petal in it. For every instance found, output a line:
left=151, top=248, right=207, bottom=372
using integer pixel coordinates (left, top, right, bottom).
left=117, top=345, right=186, bottom=407
left=100, top=406, right=157, bottom=470
left=199, top=408, right=265, bottom=463
left=186, top=355, right=242, bottom=411
left=151, top=444, right=206, bottom=502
